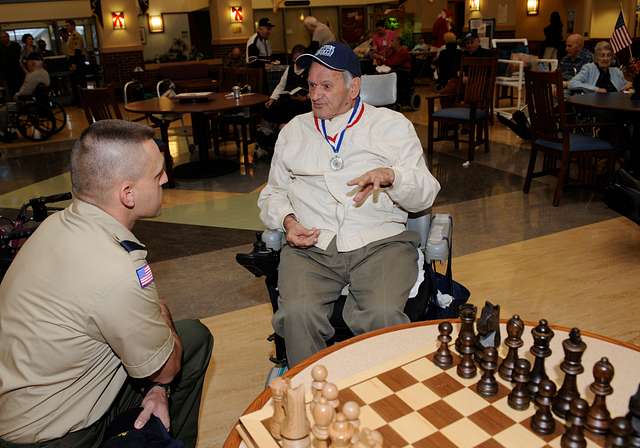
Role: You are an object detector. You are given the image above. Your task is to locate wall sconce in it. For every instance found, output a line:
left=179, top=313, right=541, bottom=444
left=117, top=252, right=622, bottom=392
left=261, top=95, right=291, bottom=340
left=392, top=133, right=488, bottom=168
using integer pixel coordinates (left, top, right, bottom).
left=299, top=12, right=305, bottom=22
left=148, top=14, right=164, bottom=33
left=526, top=0, right=540, bottom=15
left=230, top=6, right=244, bottom=23
left=111, top=11, right=126, bottom=30
left=469, top=0, right=480, bottom=11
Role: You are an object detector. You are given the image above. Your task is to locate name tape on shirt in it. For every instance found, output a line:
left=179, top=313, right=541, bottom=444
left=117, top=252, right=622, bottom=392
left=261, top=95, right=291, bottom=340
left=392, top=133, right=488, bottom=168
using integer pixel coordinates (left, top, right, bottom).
left=136, top=263, right=154, bottom=288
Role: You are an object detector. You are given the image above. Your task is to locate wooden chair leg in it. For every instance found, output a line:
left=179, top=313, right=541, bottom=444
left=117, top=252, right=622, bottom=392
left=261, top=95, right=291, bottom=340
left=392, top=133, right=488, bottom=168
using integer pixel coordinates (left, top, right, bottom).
left=467, top=122, right=476, bottom=161
left=553, top=155, right=571, bottom=206
left=484, top=120, right=490, bottom=153
left=523, top=146, right=538, bottom=194
left=453, top=124, right=460, bottom=151
left=241, top=121, right=249, bottom=165
left=211, top=119, right=221, bottom=157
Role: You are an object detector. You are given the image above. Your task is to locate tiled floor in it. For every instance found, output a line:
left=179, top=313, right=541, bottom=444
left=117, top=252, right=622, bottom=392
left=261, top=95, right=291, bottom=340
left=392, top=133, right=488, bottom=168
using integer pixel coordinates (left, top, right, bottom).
left=0, top=86, right=638, bottom=448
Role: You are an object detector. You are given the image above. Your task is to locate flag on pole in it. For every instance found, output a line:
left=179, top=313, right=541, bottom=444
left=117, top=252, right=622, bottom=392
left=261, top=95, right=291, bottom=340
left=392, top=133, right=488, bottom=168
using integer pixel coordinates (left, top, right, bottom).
left=610, top=11, right=633, bottom=54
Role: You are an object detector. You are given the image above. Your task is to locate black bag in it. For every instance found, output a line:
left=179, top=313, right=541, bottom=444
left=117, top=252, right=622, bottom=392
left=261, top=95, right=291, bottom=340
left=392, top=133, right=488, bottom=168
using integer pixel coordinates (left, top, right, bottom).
left=424, top=220, right=471, bottom=320
left=605, top=169, right=640, bottom=225
left=101, top=407, right=184, bottom=448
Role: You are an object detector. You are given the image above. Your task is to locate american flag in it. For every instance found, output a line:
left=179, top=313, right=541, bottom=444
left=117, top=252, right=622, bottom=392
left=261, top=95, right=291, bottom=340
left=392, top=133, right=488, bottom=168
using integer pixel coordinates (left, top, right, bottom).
left=136, top=263, right=154, bottom=288
left=610, top=11, right=632, bottom=54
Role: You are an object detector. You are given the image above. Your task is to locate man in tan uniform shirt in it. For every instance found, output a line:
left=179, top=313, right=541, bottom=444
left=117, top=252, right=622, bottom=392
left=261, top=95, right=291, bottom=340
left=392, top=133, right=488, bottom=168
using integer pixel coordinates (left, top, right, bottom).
left=64, top=19, right=84, bottom=57
left=0, top=120, right=213, bottom=447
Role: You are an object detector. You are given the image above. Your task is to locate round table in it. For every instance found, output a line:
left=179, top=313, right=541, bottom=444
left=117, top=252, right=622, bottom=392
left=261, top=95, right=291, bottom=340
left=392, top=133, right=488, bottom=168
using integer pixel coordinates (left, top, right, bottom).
left=566, top=92, right=640, bottom=173
left=124, top=93, right=269, bottom=179
left=223, top=319, right=640, bottom=447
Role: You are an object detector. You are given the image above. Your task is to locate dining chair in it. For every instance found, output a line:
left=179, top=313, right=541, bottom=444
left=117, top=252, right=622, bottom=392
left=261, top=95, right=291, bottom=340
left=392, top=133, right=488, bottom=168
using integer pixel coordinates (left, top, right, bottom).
left=523, top=70, right=618, bottom=206
left=427, top=56, right=498, bottom=163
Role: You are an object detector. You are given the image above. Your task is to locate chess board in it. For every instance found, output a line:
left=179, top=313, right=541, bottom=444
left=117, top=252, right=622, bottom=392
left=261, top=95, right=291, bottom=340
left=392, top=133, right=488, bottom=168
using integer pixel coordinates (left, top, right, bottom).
left=238, top=347, right=612, bottom=448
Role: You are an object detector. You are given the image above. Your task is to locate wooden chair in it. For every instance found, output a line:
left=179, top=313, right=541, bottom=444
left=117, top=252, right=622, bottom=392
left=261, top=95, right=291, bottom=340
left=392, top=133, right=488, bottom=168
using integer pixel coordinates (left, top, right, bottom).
left=427, top=56, right=498, bottom=163
left=79, top=86, right=175, bottom=187
left=523, top=70, right=618, bottom=206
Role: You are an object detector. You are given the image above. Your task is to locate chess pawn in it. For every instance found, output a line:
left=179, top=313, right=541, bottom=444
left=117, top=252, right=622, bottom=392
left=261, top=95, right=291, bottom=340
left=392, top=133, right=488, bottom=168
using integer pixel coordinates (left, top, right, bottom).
left=508, top=358, right=532, bottom=411
left=353, top=428, right=383, bottom=448
left=628, top=384, right=640, bottom=448
left=310, top=365, right=328, bottom=412
left=561, top=398, right=588, bottom=448
left=552, top=328, right=587, bottom=419
left=477, top=346, right=499, bottom=397
left=281, top=384, right=311, bottom=448
left=321, top=382, right=340, bottom=410
left=342, top=401, right=360, bottom=431
left=328, top=413, right=354, bottom=448
left=312, top=397, right=334, bottom=448
left=434, top=321, right=454, bottom=369
left=605, top=417, right=632, bottom=447
left=586, top=357, right=615, bottom=435
left=456, top=304, right=478, bottom=379
left=528, top=319, right=555, bottom=399
left=269, top=376, right=289, bottom=440
left=498, top=314, right=524, bottom=381
left=531, top=379, right=557, bottom=435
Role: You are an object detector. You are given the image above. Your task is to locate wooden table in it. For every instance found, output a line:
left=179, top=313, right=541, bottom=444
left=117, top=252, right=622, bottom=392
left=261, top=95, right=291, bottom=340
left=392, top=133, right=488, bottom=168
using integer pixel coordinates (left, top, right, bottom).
left=124, top=93, right=269, bottom=178
left=567, top=92, right=640, bottom=173
left=223, top=319, right=640, bottom=447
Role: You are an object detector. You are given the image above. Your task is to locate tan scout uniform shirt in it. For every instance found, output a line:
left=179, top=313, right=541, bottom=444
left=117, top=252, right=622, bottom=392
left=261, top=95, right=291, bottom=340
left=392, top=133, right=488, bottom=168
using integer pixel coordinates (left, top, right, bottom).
left=258, top=102, right=441, bottom=252
left=65, top=30, right=84, bottom=57
left=0, top=200, right=174, bottom=443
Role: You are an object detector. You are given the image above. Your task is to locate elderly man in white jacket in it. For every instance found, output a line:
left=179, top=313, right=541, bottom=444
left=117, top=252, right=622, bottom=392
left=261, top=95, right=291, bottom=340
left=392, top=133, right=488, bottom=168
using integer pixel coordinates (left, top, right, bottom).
left=258, top=42, right=440, bottom=366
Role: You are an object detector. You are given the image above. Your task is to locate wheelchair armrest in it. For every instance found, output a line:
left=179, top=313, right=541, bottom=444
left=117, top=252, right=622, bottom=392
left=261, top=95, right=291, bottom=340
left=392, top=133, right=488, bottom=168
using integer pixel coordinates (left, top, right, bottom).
left=425, top=213, right=452, bottom=263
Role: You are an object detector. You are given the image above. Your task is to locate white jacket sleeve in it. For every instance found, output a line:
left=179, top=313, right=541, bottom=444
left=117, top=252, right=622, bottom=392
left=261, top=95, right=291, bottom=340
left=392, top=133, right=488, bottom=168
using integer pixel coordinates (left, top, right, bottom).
left=383, top=114, right=440, bottom=212
left=258, top=125, right=296, bottom=230
left=270, top=67, right=289, bottom=100
left=568, top=64, right=598, bottom=92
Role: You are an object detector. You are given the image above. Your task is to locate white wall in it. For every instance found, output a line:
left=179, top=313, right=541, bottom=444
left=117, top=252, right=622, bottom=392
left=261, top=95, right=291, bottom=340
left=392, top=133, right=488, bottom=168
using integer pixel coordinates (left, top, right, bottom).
left=138, top=13, right=191, bottom=61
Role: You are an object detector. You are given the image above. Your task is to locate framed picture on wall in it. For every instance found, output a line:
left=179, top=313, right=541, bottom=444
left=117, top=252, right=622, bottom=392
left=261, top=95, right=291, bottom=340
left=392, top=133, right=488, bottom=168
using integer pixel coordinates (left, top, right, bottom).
left=139, top=26, right=146, bottom=45
left=340, top=7, right=366, bottom=45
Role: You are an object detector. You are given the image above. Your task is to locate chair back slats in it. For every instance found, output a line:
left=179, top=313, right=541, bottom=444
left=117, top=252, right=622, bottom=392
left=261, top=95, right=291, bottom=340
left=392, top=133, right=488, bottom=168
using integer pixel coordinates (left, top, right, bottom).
left=524, top=70, right=566, bottom=144
left=79, top=86, right=123, bottom=124
left=218, top=67, right=265, bottom=93
left=460, top=56, right=498, bottom=109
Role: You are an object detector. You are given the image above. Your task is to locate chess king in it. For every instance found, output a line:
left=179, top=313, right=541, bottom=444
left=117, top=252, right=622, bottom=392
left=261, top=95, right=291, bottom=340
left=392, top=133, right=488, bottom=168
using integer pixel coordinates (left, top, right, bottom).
left=258, top=42, right=440, bottom=367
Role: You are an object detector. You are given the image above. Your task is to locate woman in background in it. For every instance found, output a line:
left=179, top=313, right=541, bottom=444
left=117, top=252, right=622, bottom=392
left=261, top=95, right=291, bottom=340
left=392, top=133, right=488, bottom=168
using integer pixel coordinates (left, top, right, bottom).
left=568, top=41, right=630, bottom=93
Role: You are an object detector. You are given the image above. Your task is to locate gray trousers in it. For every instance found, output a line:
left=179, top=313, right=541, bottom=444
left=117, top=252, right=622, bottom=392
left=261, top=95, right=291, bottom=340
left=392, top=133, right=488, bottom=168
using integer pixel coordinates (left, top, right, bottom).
left=274, top=231, right=419, bottom=366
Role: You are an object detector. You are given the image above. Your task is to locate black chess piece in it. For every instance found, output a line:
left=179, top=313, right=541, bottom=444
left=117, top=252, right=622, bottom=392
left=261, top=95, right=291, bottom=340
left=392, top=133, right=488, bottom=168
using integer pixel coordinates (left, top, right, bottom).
left=552, top=328, right=587, bottom=419
left=477, top=346, right=499, bottom=397
left=528, top=319, right=555, bottom=399
left=474, top=301, right=500, bottom=363
left=561, top=398, right=589, bottom=448
left=606, top=417, right=632, bottom=447
left=456, top=304, right=477, bottom=379
left=508, top=358, right=531, bottom=411
left=498, top=314, right=524, bottom=382
left=627, top=384, right=640, bottom=447
left=531, top=379, right=557, bottom=435
left=434, top=321, right=454, bottom=369
left=586, top=357, right=615, bottom=435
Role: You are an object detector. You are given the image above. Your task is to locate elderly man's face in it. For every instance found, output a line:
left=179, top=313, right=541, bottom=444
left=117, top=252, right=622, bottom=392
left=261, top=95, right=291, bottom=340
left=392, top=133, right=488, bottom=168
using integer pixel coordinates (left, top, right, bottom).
left=258, top=26, right=272, bottom=39
left=308, top=63, right=359, bottom=120
left=595, top=49, right=613, bottom=69
left=565, top=36, right=582, bottom=58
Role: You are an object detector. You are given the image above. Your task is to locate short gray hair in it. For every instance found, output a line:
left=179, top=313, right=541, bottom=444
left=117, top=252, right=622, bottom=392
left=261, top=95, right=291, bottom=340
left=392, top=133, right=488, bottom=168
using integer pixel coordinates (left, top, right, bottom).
left=71, top=120, right=155, bottom=202
left=594, top=41, right=612, bottom=55
left=342, top=70, right=353, bottom=88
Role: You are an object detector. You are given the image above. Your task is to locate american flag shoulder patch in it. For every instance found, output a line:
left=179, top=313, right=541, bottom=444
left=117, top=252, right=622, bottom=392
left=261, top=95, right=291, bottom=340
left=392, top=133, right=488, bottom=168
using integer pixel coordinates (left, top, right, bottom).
left=136, top=263, right=154, bottom=288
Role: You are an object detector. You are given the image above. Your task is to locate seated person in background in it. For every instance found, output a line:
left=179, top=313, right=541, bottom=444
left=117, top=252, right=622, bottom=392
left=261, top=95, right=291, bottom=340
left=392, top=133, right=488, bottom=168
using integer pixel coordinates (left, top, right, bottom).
left=246, top=17, right=275, bottom=67
left=462, top=32, right=493, bottom=57
left=371, top=20, right=395, bottom=63
left=0, top=120, right=213, bottom=447
left=224, top=47, right=245, bottom=67
left=568, top=41, right=631, bottom=93
left=303, top=16, right=335, bottom=54
left=258, top=42, right=440, bottom=366
left=16, top=52, right=49, bottom=98
left=559, top=33, right=593, bottom=82
left=411, top=36, right=429, bottom=57
left=264, top=44, right=311, bottom=125
left=36, top=39, right=52, bottom=57
left=382, top=36, right=411, bottom=71
left=435, top=32, right=461, bottom=91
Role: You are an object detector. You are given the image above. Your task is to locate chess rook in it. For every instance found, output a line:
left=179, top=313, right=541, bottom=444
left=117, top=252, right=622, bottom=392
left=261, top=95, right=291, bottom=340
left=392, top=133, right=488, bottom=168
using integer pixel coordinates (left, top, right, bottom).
left=498, top=314, right=525, bottom=382
left=528, top=319, right=555, bottom=398
left=434, top=321, right=454, bottom=369
left=509, top=358, right=532, bottom=411
left=552, top=328, right=587, bottom=419
left=560, top=397, right=588, bottom=448
left=586, top=357, right=614, bottom=435
left=531, top=379, right=557, bottom=435
left=456, top=304, right=478, bottom=379
left=477, top=346, right=499, bottom=397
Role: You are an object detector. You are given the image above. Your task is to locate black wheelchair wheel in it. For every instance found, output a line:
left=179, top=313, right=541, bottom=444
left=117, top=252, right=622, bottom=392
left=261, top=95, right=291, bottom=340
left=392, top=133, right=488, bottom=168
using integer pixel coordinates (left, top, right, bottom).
left=49, top=100, right=67, bottom=134
left=17, top=104, right=56, bottom=141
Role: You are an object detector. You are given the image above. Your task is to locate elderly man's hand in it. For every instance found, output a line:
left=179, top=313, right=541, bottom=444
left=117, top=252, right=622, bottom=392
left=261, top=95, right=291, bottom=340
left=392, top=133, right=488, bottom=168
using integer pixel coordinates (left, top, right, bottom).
left=135, top=385, right=170, bottom=430
left=284, top=214, right=319, bottom=248
left=347, top=167, right=395, bottom=207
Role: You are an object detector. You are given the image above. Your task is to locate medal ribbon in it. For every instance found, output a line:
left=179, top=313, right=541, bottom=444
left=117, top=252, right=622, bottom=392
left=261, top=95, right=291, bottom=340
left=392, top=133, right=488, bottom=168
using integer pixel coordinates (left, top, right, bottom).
left=319, top=96, right=362, bottom=157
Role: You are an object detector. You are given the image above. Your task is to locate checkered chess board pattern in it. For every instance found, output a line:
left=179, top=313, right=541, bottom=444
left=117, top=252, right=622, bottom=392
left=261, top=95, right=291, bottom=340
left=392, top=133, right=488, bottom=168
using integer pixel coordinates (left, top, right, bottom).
left=239, top=350, right=609, bottom=448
